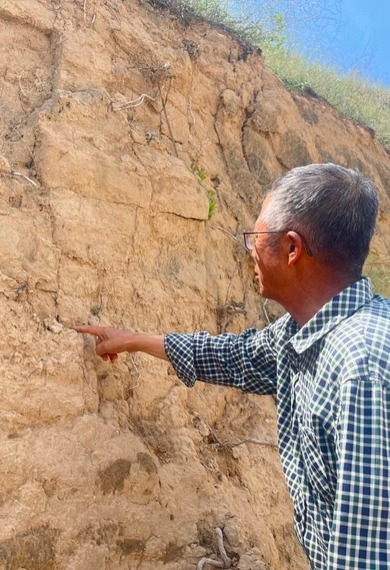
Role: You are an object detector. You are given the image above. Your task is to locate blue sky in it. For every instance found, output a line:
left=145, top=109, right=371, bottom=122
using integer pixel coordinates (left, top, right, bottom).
left=290, top=0, right=390, bottom=86
left=232, top=0, right=390, bottom=87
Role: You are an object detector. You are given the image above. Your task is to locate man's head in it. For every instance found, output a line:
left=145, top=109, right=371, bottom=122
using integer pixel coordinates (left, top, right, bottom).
left=248, top=163, right=380, bottom=321
left=261, top=163, right=379, bottom=279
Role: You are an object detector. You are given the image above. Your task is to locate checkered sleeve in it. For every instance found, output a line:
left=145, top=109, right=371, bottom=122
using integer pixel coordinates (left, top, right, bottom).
left=164, top=327, right=278, bottom=394
left=328, top=377, right=390, bottom=569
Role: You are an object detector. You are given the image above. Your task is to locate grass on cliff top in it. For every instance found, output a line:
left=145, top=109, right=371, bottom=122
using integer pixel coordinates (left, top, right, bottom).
left=264, top=47, right=390, bottom=151
left=154, top=0, right=390, bottom=151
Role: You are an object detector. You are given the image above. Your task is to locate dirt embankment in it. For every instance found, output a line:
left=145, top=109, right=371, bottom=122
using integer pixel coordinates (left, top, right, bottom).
left=0, top=1, right=389, bottom=568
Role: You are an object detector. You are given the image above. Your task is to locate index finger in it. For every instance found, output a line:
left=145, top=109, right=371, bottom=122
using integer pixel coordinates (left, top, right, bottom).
left=73, top=325, right=105, bottom=337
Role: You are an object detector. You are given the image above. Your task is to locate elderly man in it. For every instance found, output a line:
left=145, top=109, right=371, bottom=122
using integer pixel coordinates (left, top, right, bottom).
left=75, top=163, right=389, bottom=570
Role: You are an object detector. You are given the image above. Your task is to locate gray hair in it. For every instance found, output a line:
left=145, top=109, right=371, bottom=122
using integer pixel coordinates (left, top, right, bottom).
left=263, top=163, right=379, bottom=277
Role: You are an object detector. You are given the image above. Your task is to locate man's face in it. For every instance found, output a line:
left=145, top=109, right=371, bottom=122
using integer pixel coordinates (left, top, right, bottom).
left=251, top=197, right=289, bottom=303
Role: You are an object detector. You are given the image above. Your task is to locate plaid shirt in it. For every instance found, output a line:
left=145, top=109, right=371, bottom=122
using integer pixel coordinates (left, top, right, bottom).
left=165, top=277, right=390, bottom=570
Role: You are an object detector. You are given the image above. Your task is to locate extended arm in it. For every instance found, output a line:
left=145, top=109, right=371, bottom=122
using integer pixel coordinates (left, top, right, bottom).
left=75, top=323, right=279, bottom=395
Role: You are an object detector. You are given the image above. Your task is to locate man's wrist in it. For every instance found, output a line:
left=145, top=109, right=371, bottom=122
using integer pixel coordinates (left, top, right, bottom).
left=124, top=332, right=167, bottom=360
left=124, top=331, right=143, bottom=352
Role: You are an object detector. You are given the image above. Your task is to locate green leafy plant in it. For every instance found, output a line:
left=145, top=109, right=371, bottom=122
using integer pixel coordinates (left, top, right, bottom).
left=191, top=163, right=217, bottom=220
left=206, top=188, right=217, bottom=220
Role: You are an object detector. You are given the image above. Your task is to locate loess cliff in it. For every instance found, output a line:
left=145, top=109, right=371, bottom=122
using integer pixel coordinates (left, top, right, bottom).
left=0, top=1, right=389, bottom=569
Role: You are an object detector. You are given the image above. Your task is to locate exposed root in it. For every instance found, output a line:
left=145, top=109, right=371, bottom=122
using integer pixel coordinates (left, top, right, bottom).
left=214, top=438, right=278, bottom=450
left=10, top=170, right=39, bottom=187
left=158, top=77, right=178, bottom=157
left=262, top=300, right=270, bottom=325
left=198, top=559, right=224, bottom=569
left=210, top=225, right=242, bottom=245
left=197, top=527, right=232, bottom=569
left=111, top=93, right=157, bottom=112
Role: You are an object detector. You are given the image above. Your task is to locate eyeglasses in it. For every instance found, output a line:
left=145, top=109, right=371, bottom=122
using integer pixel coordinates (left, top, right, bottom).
left=243, top=230, right=313, bottom=256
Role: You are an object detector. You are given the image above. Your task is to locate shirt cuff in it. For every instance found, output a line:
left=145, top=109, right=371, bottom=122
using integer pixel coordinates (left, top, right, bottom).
left=164, top=333, right=197, bottom=387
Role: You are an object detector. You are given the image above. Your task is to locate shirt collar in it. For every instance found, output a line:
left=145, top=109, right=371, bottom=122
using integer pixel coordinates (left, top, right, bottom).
left=288, top=277, right=374, bottom=354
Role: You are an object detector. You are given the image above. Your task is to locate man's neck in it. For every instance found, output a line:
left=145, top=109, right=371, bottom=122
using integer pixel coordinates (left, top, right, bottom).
left=283, top=272, right=359, bottom=327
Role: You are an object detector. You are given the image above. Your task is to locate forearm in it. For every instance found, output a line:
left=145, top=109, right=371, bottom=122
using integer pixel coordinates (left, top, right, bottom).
left=127, top=332, right=168, bottom=361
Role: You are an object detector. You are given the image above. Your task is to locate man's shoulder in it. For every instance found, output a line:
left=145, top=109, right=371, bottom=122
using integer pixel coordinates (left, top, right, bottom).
left=329, top=294, right=390, bottom=382
left=344, top=293, right=390, bottom=334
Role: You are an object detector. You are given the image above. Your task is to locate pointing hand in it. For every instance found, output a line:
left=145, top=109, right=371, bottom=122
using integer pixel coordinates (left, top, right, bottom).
left=73, top=325, right=132, bottom=363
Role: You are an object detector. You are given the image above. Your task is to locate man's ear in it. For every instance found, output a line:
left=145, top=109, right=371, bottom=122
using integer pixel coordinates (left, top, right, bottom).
left=286, top=231, right=304, bottom=265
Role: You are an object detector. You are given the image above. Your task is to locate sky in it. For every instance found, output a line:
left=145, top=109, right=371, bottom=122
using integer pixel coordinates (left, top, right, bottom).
left=288, top=0, right=390, bottom=87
